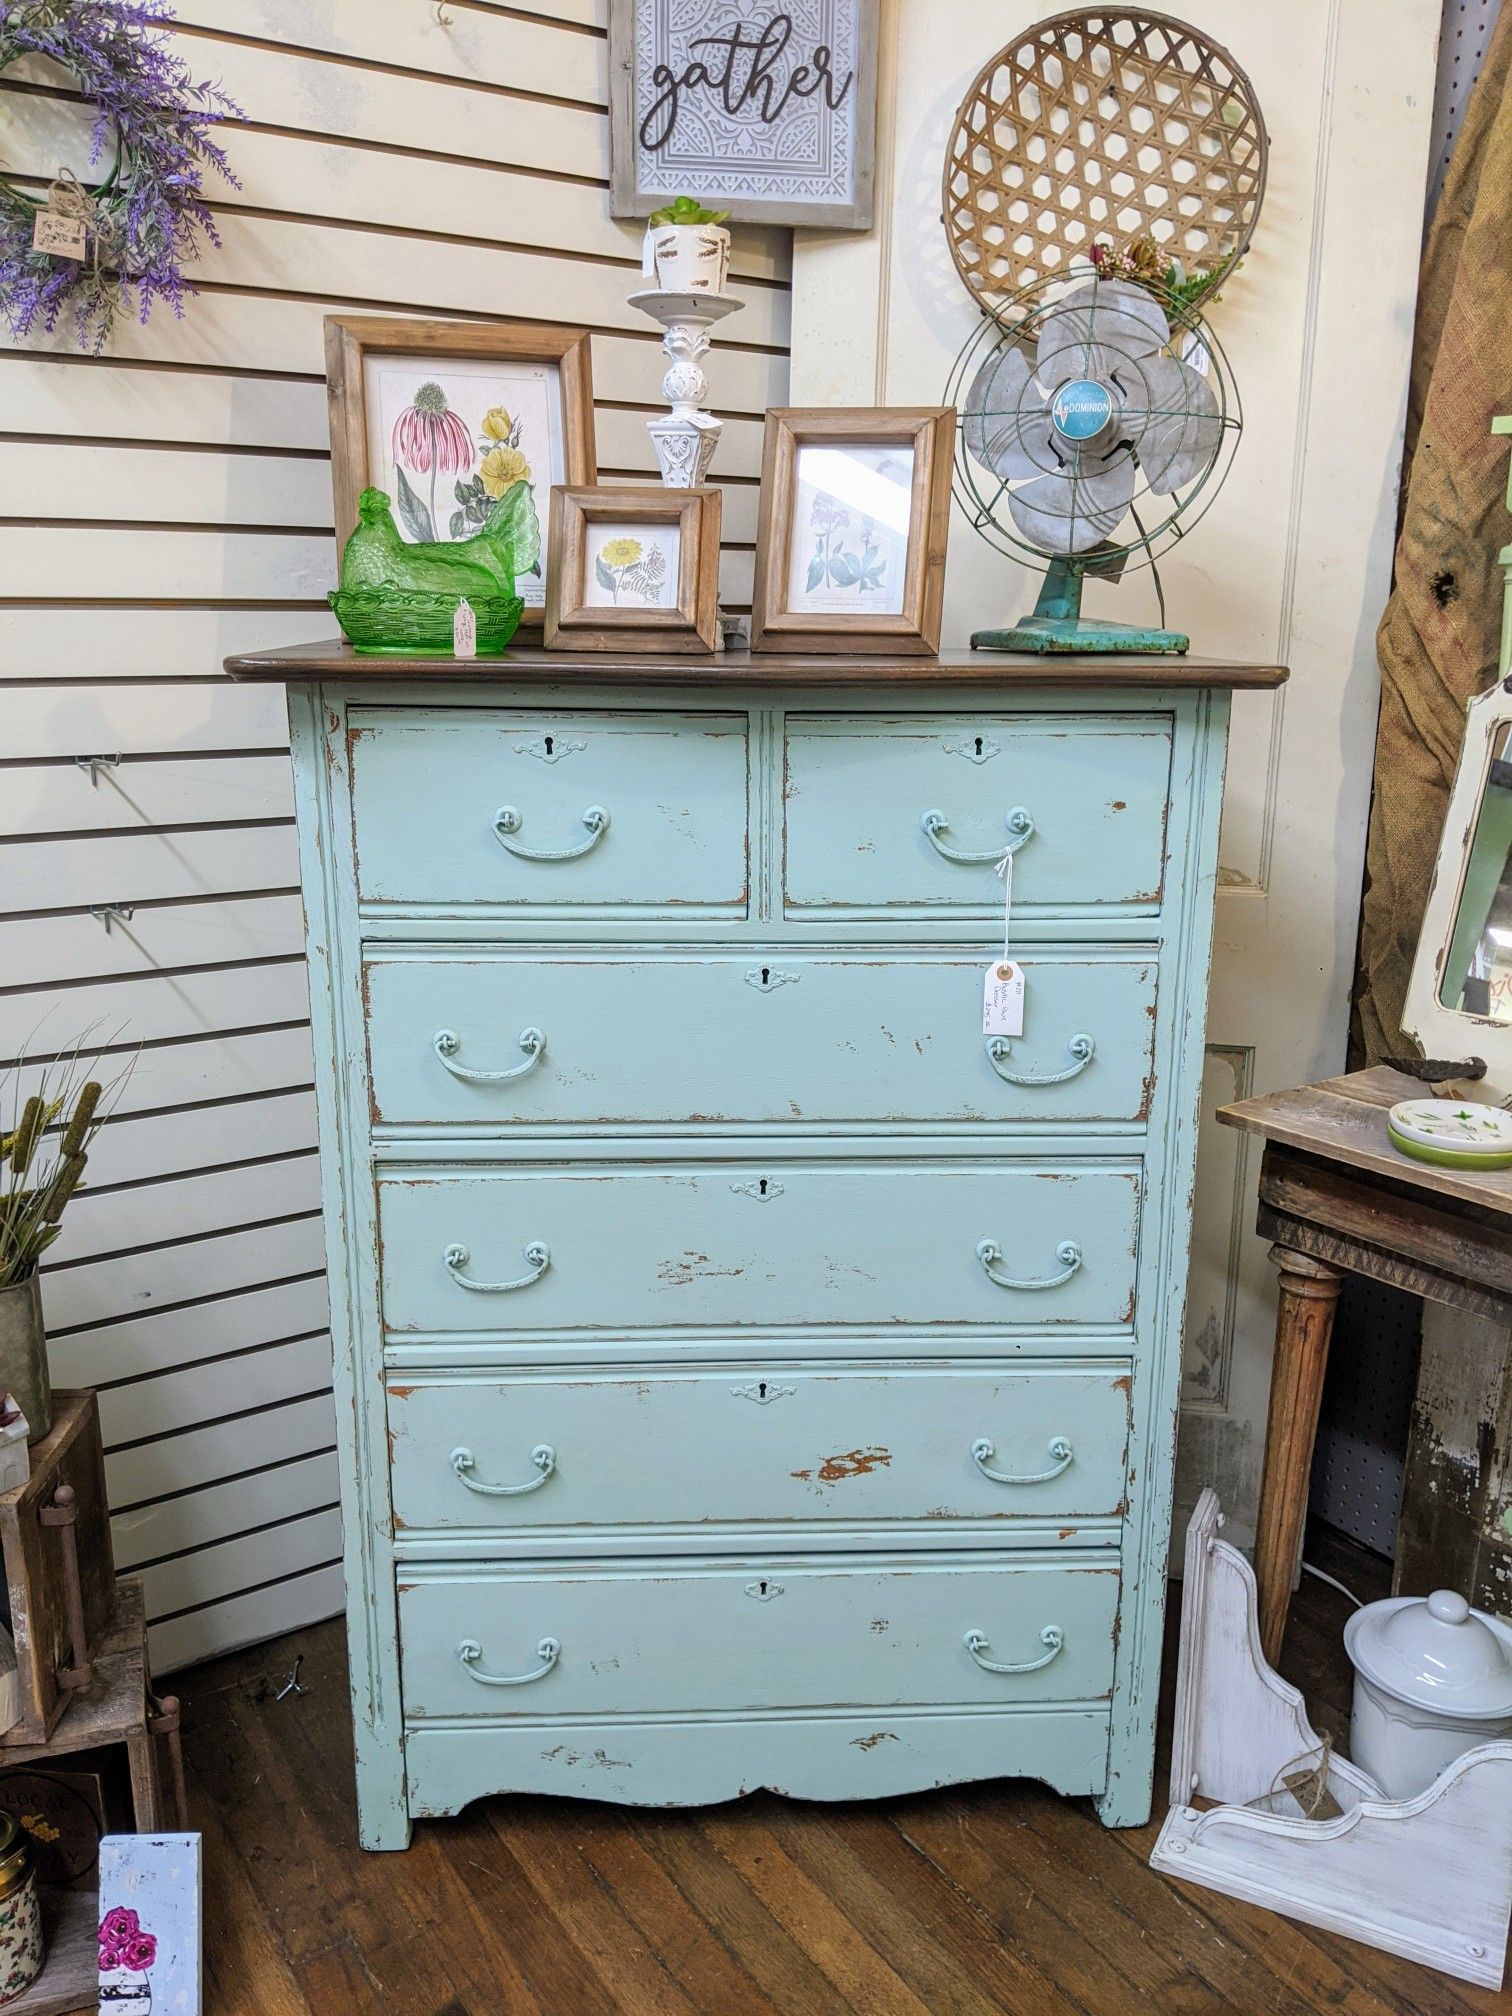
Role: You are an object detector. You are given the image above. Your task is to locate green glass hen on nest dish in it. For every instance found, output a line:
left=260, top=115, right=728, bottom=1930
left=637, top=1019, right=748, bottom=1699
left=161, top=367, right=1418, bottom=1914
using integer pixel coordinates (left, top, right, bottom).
left=329, top=482, right=534, bottom=655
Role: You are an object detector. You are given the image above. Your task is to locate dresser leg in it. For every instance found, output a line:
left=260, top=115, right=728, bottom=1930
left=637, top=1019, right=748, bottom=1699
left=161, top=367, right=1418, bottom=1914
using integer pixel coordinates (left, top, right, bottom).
left=1254, top=1246, right=1344, bottom=1667
left=357, top=1801, right=413, bottom=1853
left=1093, top=1772, right=1154, bottom=1830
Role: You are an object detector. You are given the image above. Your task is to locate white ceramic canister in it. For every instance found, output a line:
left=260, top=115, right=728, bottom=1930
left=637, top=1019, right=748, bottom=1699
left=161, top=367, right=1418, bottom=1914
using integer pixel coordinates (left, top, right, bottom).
left=642, top=222, right=731, bottom=294
left=1344, top=1589, right=1512, bottom=1799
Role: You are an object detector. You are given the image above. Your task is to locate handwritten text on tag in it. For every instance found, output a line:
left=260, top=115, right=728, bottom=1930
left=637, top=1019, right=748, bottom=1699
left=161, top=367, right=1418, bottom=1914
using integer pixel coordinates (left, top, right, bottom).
left=452, top=597, right=477, bottom=659
left=33, top=208, right=87, bottom=259
left=983, top=961, right=1025, bottom=1038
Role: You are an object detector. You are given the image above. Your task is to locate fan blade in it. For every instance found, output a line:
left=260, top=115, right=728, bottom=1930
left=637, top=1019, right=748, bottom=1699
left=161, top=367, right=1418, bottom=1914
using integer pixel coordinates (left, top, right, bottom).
left=1006, top=456, right=1135, bottom=555
left=1120, top=355, right=1222, bottom=493
left=961, top=347, right=1050, bottom=481
left=1034, top=280, right=1170, bottom=385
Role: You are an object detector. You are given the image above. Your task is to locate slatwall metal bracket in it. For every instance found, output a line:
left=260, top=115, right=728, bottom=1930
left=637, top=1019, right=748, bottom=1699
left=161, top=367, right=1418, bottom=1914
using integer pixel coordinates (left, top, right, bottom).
left=74, top=753, right=121, bottom=788
left=90, top=905, right=135, bottom=933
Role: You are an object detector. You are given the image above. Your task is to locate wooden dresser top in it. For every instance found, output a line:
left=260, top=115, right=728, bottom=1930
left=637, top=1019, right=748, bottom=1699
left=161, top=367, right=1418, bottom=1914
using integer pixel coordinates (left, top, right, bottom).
left=225, top=635, right=1289, bottom=689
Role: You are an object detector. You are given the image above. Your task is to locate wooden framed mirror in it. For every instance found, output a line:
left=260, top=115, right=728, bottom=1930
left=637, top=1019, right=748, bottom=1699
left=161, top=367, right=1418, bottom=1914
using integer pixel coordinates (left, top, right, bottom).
left=1402, top=676, right=1512, bottom=1103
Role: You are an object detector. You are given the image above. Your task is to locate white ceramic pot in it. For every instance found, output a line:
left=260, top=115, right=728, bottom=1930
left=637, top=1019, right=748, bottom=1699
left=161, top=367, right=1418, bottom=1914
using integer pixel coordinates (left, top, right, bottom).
left=643, top=222, right=730, bottom=294
left=1344, top=1589, right=1512, bottom=1800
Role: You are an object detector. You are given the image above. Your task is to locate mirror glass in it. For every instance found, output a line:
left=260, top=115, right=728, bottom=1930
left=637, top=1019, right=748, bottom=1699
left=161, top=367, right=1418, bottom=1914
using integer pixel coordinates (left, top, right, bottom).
left=1440, top=721, right=1512, bottom=1022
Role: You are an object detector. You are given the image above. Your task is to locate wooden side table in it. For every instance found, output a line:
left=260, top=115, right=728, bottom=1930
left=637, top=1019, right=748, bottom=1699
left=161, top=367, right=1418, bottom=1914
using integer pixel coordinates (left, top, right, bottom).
left=1218, top=1066, right=1512, bottom=1662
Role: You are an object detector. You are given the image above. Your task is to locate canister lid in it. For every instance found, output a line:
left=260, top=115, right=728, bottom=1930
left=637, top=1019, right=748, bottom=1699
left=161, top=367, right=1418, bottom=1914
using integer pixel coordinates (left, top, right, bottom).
left=1344, top=1590, right=1512, bottom=1717
left=0, top=1813, right=30, bottom=1900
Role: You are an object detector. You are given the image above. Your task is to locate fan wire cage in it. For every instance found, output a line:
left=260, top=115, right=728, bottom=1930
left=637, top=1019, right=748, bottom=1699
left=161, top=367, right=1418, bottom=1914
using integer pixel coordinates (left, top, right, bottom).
left=946, top=274, right=1242, bottom=578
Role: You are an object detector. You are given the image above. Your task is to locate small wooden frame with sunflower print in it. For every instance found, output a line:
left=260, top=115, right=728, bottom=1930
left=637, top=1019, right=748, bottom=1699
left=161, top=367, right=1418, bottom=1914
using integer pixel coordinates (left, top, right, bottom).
left=544, top=484, right=722, bottom=653
left=323, top=317, right=597, bottom=629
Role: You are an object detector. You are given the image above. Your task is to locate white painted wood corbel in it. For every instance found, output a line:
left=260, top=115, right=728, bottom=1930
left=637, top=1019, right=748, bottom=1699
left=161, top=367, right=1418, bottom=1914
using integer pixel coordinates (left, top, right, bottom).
left=1152, top=1489, right=1512, bottom=1989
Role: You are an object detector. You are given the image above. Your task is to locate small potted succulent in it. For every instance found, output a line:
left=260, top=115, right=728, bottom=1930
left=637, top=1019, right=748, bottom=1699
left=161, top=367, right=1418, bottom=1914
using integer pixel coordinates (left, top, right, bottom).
left=642, top=195, right=732, bottom=295
left=0, top=1045, right=116, bottom=1441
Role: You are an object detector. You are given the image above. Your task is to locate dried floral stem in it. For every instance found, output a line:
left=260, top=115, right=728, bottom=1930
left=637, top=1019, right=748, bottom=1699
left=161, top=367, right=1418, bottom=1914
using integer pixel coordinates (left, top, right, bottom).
left=0, top=1026, right=133, bottom=1290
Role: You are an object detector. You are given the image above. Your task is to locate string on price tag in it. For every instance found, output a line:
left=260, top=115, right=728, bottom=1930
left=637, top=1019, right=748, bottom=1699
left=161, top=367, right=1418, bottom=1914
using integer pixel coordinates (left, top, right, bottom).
left=982, top=842, right=1025, bottom=1038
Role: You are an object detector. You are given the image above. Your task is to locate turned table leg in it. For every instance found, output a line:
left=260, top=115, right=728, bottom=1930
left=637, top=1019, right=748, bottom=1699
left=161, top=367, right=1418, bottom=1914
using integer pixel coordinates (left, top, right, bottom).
left=1254, top=1245, right=1345, bottom=1665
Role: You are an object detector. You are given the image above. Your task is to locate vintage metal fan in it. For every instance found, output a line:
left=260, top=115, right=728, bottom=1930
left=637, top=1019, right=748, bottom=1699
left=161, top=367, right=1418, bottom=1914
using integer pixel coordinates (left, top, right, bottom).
left=940, top=8, right=1264, bottom=652
left=946, top=271, right=1241, bottom=652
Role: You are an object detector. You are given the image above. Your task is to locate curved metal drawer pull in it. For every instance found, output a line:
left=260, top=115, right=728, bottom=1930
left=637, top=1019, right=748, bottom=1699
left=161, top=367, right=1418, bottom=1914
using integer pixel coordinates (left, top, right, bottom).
left=434, top=1027, right=546, bottom=1084
left=457, top=1635, right=560, bottom=1687
left=985, top=1033, right=1095, bottom=1087
left=444, top=1241, right=550, bottom=1293
left=976, top=1238, right=1082, bottom=1292
left=964, top=1625, right=1064, bottom=1676
left=920, top=805, right=1033, bottom=865
left=972, top=1436, right=1074, bottom=1486
left=493, top=804, right=609, bottom=861
left=450, top=1443, right=556, bottom=1495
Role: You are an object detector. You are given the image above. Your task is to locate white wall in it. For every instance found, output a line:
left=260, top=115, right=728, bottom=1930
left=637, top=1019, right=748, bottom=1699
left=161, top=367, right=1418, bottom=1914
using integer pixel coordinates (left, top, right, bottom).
left=0, top=1, right=790, bottom=1671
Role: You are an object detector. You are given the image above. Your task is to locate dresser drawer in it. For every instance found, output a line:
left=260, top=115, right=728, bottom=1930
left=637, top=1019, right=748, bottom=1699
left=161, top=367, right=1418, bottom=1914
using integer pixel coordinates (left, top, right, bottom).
left=347, top=707, right=749, bottom=912
left=783, top=712, right=1172, bottom=916
left=366, top=949, right=1158, bottom=1128
left=388, top=1362, right=1132, bottom=1534
left=377, top=1161, right=1140, bottom=1333
left=397, top=1553, right=1119, bottom=1718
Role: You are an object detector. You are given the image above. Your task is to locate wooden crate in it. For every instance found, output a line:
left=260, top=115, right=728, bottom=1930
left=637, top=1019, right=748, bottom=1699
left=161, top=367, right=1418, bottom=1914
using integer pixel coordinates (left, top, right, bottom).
left=0, top=1394, right=115, bottom=1746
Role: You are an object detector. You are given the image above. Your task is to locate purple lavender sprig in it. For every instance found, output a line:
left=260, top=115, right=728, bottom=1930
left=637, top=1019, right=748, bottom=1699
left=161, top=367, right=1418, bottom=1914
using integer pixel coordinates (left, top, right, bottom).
left=0, top=0, right=240, bottom=351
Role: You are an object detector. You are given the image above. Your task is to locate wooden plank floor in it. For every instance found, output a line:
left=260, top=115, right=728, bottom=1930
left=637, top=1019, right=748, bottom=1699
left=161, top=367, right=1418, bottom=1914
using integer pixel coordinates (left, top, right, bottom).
left=177, top=1528, right=1508, bottom=2015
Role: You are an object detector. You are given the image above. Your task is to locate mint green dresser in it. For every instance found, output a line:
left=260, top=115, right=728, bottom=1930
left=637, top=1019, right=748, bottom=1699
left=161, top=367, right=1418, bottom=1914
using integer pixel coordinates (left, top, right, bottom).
left=230, top=638, right=1283, bottom=1851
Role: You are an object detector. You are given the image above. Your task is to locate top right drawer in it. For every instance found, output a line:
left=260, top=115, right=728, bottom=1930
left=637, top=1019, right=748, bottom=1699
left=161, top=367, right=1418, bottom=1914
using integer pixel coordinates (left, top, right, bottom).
left=783, top=712, right=1173, bottom=919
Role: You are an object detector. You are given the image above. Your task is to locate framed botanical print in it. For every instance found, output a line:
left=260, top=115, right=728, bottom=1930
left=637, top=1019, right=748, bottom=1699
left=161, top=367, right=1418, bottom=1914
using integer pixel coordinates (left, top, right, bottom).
left=323, top=318, right=597, bottom=627
left=750, top=408, right=955, bottom=654
left=545, top=485, right=722, bottom=653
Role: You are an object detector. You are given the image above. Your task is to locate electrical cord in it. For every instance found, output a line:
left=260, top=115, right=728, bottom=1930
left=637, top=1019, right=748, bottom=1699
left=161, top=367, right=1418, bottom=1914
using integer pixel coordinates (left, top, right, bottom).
left=1301, top=1560, right=1363, bottom=1610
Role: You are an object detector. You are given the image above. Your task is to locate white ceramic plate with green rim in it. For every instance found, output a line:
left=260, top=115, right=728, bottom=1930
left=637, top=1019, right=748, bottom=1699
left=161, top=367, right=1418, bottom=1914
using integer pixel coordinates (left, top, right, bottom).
left=1387, top=1098, right=1512, bottom=1169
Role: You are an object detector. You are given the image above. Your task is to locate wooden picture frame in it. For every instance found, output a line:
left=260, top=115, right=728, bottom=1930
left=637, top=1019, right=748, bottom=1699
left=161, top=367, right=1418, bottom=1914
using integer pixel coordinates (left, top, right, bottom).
left=545, top=485, right=722, bottom=653
left=323, top=317, right=597, bottom=629
left=750, top=408, right=955, bottom=655
left=607, top=0, right=878, bottom=229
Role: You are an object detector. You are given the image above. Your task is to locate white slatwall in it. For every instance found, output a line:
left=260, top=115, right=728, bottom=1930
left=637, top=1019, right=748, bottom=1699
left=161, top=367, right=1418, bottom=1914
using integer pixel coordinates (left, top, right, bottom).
left=0, top=2, right=791, bottom=1673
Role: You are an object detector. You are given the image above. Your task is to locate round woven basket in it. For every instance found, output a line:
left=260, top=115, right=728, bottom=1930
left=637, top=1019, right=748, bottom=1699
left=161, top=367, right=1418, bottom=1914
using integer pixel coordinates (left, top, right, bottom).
left=943, top=8, right=1267, bottom=311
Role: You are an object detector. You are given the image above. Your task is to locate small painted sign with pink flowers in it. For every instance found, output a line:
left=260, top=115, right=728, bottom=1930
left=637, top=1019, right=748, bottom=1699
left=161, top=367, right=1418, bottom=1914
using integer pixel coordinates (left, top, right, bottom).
left=98, top=1832, right=201, bottom=2015
left=364, top=353, right=568, bottom=608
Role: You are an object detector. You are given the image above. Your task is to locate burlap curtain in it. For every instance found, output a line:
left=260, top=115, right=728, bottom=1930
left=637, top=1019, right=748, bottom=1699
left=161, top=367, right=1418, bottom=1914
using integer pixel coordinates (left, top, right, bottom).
left=1352, top=8, right=1512, bottom=1064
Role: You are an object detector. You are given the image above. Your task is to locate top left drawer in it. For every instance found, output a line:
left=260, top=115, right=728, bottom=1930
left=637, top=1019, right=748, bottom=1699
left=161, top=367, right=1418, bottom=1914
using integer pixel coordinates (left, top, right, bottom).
left=348, top=708, right=750, bottom=914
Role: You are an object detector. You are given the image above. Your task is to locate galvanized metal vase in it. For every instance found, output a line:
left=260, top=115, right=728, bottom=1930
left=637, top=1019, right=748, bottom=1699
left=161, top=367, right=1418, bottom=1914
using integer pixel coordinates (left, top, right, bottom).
left=0, top=1276, right=51, bottom=1445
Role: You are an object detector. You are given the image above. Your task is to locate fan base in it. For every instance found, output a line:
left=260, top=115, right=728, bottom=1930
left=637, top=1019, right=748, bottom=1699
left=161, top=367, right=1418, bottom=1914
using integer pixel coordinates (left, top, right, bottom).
left=971, top=615, right=1190, bottom=656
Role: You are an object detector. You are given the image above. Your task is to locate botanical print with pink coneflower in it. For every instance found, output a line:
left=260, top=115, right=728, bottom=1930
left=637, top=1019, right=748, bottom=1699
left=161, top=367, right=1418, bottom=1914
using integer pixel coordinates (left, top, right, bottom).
left=365, top=355, right=565, bottom=605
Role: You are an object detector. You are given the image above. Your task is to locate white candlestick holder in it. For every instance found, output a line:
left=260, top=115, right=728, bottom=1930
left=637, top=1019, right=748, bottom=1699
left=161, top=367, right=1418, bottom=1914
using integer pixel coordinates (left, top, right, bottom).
left=627, top=288, right=744, bottom=488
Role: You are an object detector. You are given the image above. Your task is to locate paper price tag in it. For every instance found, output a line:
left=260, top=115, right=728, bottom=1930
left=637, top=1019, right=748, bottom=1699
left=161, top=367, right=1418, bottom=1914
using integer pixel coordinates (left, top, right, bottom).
left=983, top=961, right=1025, bottom=1038
left=32, top=207, right=87, bottom=259
left=452, top=597, right=477, bottom=659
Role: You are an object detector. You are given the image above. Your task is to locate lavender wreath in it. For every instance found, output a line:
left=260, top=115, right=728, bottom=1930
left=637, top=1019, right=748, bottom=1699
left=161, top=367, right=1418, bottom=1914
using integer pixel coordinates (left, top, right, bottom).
left=0, top=0, right=239, bottom=351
